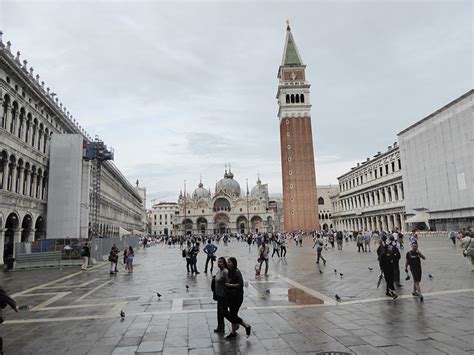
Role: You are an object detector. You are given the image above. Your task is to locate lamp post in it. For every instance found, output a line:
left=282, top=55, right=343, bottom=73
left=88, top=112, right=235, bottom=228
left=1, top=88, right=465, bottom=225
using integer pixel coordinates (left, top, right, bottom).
left=246, top=179, right=250, bottom=234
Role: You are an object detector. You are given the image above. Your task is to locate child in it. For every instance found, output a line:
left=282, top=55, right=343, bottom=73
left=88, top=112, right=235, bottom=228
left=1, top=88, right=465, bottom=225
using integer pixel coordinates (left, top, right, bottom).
left=126, top=246, right=134, bottom=273
left=405, top=242, right=426, bottom=301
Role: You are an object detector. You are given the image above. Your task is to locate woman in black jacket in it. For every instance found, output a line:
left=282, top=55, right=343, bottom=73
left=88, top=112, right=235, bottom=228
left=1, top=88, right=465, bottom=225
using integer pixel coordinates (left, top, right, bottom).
left=223, top=257, right=251, bottom=339
left=379, top=245, right=398, bottom=299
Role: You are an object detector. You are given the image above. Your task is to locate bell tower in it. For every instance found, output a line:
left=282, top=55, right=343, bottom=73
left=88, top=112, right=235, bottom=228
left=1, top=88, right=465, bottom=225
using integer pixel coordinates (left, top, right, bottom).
left=277, top=23, right=320, bottom=231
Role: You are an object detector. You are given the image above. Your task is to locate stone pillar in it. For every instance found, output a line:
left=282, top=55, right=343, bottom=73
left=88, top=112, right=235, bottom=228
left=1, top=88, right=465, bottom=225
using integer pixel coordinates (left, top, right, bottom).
left=4, top=104, right=11, bottom=131
left=10, top=162, right=17, bottom=193
left=382, top=215, right=388, bottom=232
left=388, top=215, right=394, bottom=232
left=20, top=118, right=26, bottom=141
left=0, top=229, right=4, bottom=266
left=1, top=158, right=8, bottom=190
left=0, top=100, right=4, bottom=129
left=18, top=166, right=25, bottom=195
left=12, top=111, right=18, bottom=137
left=36, top=175, right=43, bottom=198
left=25, top=171, right=31, bottom=196
left=28, top=228, right=36, bottom=242
left=12, top=229, right=22, bottom=260
left=31, top=172, right=37, bottom=197
left=399, top=213, right=406, bottom=232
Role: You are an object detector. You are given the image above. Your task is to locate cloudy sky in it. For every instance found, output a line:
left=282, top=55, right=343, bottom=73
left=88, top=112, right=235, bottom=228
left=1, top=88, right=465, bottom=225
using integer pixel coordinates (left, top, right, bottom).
left=1, top=1, right=471, bottom=206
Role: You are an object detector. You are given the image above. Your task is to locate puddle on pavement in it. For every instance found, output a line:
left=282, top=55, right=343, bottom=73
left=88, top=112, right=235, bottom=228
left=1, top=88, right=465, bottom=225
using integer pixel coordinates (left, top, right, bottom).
left=288, top=287, right=324, bottom=305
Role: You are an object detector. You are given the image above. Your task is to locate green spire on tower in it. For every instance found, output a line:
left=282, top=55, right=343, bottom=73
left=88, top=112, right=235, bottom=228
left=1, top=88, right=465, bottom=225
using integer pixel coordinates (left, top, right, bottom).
left=282, top=21, right=303, bottom=66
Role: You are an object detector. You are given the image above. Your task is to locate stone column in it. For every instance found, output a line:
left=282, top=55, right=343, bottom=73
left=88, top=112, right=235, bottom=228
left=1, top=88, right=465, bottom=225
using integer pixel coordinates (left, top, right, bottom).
left=28, top=228, right=36, bottom=242
left=31, top=172, right=37, bottom=197
left=12, top=229, right=22, bottom=260
left=1, top=158, right=8, bottom=190
left=25, top=171, right=31, bottom=196
left=388, top=215, right=394, bottom=232
left=399, top=213, right=406, bottom=232
left=0, top=100, right=4, bottom=129
left=36, top=175, right=43, bottom=198
left=10, top=162, right=17, bottom=193
left=0, top=229, right=4, bottom=266
left=4, top=104, right=11, bottom=131
left=12, top=111, right=18, bottom=137
left=18, top=166, right=25, bottom=195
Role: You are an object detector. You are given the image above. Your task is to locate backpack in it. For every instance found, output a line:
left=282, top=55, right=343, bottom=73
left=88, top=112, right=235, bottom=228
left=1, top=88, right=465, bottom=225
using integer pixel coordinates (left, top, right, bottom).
left=182, top=249, right=186, bottom=258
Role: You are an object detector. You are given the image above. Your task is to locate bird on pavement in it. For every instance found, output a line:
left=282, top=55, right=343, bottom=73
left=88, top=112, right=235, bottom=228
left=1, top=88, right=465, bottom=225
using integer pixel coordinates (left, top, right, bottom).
left=319, top=270, right=323, bottom=274
left=120, top=310, right=125, bottom=318
left=335, top=294, right=341, bottom=301
left=339, top=273, right=344, bottom=278
left=368, top=267, right=373, bottom=271
left=265, top=289, right=270, bottom=294
left=156, top=292, right=162, bottom=298
left=334, top=269, right=337, bottom=274
left=186, top=285, right=189, bottom=291
left=428, top=274, right=433, bottom=279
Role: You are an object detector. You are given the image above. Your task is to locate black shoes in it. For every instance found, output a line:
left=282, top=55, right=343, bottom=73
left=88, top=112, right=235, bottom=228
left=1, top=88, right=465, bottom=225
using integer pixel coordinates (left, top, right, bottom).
left=214, top=328, right=225, bottom=334
left=245, top=325, right=252, bottom=337
left=225, top=333, right=237, bottom=339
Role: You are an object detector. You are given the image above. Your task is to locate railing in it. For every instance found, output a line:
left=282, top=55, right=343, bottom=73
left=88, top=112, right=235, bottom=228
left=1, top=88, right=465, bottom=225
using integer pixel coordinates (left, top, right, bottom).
left=13, top=236, right=141, bottom=269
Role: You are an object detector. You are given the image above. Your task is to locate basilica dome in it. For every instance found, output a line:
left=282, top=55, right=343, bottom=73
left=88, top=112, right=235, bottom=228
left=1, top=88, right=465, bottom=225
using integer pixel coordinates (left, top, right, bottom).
left=251, top=178, right=263, bottom=197
left=216, top=170, right=241, bottom=196
left=193, top=182, right=210, bottom=199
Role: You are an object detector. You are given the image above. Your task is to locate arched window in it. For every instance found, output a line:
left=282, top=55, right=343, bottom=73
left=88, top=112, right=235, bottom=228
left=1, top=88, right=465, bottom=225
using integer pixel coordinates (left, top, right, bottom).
left=318, top=197, right=324, bottom=205
left=286, top=94, right=290, bottom=103
left=295, top=94, right=300, bottom=103
left=300, top=94, right=305, bottom=103
left=291, top=94, right=295, bottom=103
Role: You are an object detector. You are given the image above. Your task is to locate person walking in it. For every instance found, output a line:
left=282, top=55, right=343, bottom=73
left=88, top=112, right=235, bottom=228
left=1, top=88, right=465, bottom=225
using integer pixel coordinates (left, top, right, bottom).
left=379, top=244, right=398, bottom=299
left=126, top=246, right=134, bottom=273
left=461, top=232, right=474, bottom=271
left=191, top=242, right=200, bottom=274
left=223, top=257, right=252, bottom=339
left=405, top=242, right=425, bottom=301
left=204, top=239, right=218, bottom=274
left=313, top=238, right=326, bottom=265
left=356, top=232, right=364, bottom=252
left=258, top=240, right=270, bottom=276
left=389, top=236, right=402, bottom=287
left=80, top=242, right=90, bottom=271
left=363, top=230, right=372, bottom=252
left=336, top=231, right=344, bottom=250
left=185, top=241, right=193, bottom=274
left=212, top=257, right=228, bottom=334
left=0, top=287, right=19, bottom=355
left=247, top=235, right=252, bottom=251
left=279, top=236, right=287, bottom=258
left=109, top=244, right=119, bottom=275
left=328, top=233, right=335, bottom=249
left=123, top=245, right=129, bottom=270
left=271, top=238, right=280, bottom=258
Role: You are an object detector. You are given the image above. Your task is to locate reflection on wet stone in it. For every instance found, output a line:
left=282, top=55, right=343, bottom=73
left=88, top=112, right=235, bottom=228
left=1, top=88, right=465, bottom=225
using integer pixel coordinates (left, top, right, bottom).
left=288, top=287, right=324, bottom=305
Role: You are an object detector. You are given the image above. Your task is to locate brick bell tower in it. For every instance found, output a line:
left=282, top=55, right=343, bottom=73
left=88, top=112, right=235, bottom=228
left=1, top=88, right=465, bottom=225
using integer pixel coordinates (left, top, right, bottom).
left=277, top=22, right=320, bottom=232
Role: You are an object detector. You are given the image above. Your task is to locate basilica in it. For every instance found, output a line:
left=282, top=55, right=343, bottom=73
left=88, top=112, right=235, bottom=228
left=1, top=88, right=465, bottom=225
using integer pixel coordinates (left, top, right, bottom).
left=175, top=169, right=277, bottom=235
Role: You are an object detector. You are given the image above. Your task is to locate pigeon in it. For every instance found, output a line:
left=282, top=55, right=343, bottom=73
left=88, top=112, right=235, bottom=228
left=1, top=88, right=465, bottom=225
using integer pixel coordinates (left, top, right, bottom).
left=339, top=273, right=344, bottom=277
left=368, top=267, right=373, bottom=271
left=319, top=270, right=323, bottom=274
left=265, top=289, right=271, bottom=294
left=156, top=293, right=162, bottom=298
left=186, top=285, right=189, bottom=291
left=335, top=294, right=341, bottom=301
left=428, top=274, right=433, bottom=279
left=120, top=310, right=125, bottom=318
left=334, top=269, right=337, bottom=273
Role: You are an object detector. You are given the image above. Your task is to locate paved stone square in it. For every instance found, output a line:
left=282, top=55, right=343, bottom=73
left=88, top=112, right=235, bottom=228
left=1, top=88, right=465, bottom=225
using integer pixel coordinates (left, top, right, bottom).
left=1, top=236, right=473, bottom=354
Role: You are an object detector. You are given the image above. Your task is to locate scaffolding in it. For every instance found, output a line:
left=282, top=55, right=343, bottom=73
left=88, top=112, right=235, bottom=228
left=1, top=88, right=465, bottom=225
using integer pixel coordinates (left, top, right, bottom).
left=84, top=138, right=114, bottom=238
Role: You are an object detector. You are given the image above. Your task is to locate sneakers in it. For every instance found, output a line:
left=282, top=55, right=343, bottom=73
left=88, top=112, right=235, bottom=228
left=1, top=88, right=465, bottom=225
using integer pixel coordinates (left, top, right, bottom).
left=225, top=333, right=237, bottom=339
left=213, top=328, right=225, bottom=334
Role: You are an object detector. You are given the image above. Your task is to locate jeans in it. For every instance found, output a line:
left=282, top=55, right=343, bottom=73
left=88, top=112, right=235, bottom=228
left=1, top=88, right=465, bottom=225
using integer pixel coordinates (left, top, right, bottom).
left=280, top=246, right=287, bottom=257
left=205, top=255, right=214, bottom=273
left=271, top=248, right=280, bottom=257
left=216, top=298, right=226, bottom=330
left=259, top=258, right=269, bottom=275
left=186, top=258, right=192, bottom=273
left=316, top=252, right=326, bottom=263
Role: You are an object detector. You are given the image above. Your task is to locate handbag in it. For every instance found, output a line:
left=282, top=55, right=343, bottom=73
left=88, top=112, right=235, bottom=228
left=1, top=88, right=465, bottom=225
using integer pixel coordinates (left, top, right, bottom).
left=463, top=238, right=473, bottom=257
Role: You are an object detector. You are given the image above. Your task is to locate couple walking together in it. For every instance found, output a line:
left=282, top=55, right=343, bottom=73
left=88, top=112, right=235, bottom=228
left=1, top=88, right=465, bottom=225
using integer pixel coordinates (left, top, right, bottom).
left=212, top=257, right=252, bottom=339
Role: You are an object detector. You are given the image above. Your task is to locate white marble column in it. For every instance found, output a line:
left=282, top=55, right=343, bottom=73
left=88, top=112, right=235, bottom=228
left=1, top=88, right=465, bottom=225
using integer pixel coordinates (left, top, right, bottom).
left=0, top=229, right=4, bottom=266
left=10, top=162, right=17, bottom=193
left=4, top=104, right=11, bottom=131
left=12, top=229, right=22, bottom=260
left=28, top=228, right=36, bottom=242
left=18, top=166, right=25, bottom=195
left=31, top=172, right=37, bottom=197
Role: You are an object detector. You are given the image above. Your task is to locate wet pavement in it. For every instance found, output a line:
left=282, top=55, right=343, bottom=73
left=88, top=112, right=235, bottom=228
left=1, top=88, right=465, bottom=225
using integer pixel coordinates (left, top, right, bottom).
left=0, top=236, right=473, bottom=354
